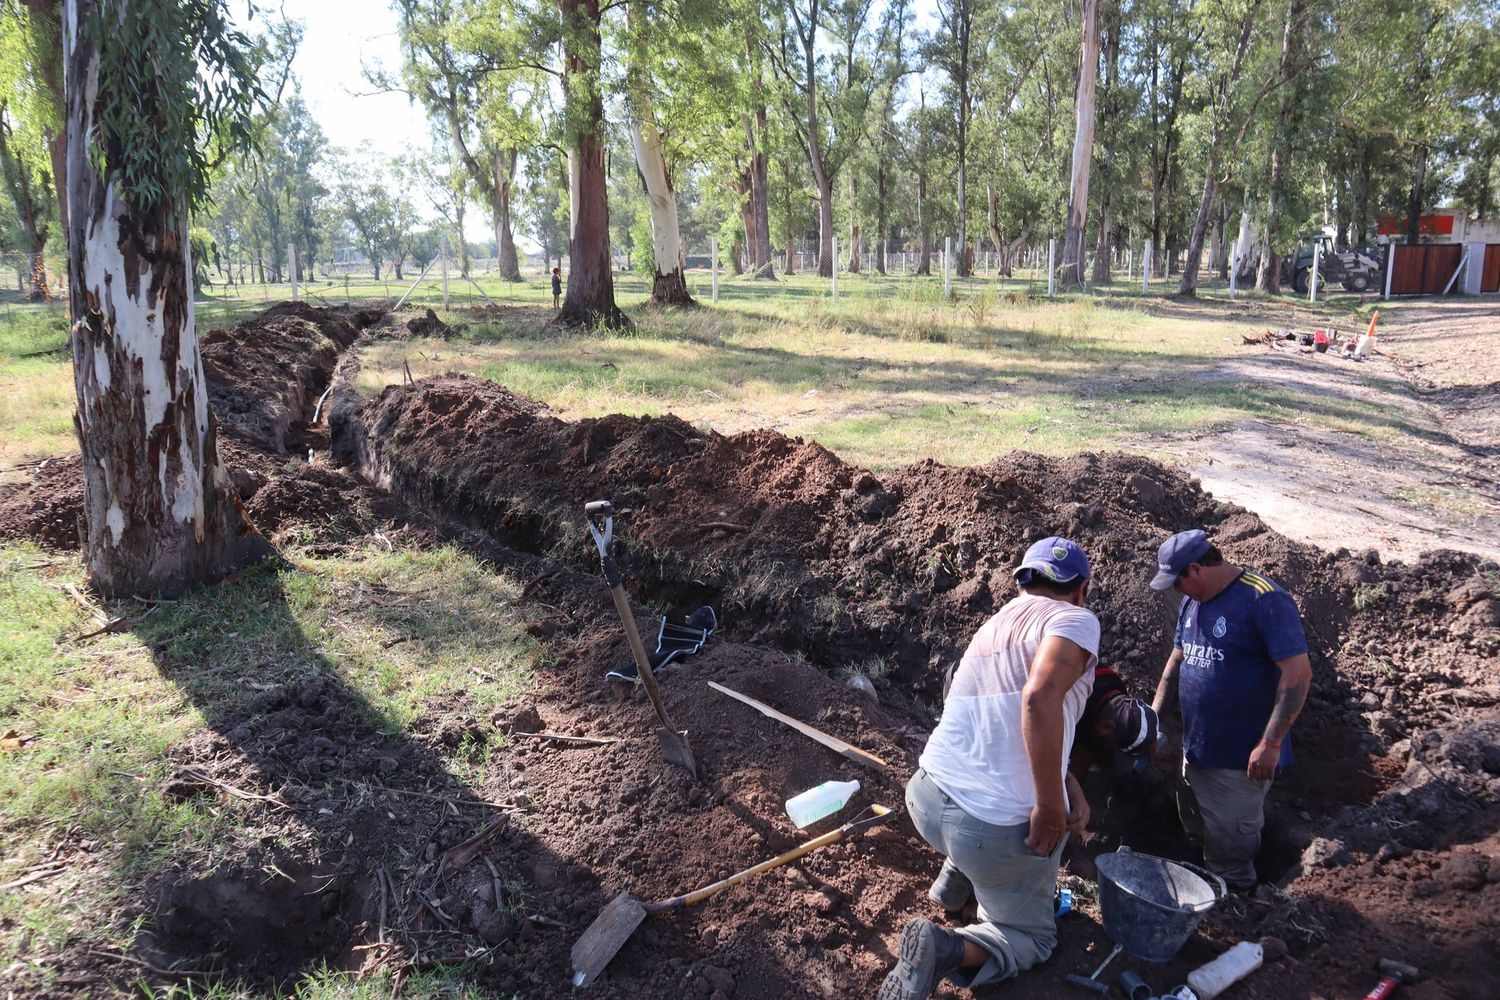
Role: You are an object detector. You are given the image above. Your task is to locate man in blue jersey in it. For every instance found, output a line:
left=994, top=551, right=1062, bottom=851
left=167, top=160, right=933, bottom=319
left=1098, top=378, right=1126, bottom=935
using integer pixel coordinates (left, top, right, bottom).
left=1147, top=529, right=1312, bottom=891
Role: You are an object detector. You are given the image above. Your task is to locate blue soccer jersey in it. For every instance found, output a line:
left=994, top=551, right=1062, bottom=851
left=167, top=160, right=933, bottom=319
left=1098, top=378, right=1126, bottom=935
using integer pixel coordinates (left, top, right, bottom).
left=1175, top=569, right=1308, bottom=770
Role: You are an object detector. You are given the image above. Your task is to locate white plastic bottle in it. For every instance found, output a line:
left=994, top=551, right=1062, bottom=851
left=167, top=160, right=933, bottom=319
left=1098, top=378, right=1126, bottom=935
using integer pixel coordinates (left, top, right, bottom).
left=785, top=780, right=860, bottom=828
left=1186, top=941, right=1263, bottom=999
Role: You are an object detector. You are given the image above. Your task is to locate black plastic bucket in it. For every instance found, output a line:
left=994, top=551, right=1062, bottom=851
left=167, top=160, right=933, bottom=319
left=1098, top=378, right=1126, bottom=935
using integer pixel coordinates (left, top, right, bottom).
left=1095, top=848, right=1227, bottom=963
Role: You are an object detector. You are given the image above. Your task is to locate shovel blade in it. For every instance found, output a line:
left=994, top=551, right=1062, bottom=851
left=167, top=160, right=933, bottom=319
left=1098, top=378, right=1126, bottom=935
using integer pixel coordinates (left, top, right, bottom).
left=656, top=727, right=697, bottom=774
left=571, top=892, right=648, bottom=988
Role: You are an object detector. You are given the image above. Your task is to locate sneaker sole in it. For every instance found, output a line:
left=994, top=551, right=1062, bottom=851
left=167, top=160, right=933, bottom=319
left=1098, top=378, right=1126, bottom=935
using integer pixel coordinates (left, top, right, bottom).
left=876, top=920, right=940, bottom=1000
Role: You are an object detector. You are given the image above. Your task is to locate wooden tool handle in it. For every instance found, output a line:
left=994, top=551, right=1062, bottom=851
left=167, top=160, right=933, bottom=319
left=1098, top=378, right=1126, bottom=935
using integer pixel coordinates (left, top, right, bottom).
left=648, top=828, right=849, bottom=912
left=609, top=584, right=677, bottom=732
left=708, top=681, right=888, bottom=773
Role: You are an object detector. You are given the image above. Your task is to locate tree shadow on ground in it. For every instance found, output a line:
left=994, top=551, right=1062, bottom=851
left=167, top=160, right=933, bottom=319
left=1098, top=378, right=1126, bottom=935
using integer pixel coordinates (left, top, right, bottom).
left=94, top=556, right=573, bottom=995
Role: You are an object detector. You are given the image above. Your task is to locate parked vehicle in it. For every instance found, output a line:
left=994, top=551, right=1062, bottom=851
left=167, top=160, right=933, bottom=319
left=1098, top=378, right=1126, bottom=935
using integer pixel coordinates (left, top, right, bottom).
left=1281, top=234, right=1384, bottom=293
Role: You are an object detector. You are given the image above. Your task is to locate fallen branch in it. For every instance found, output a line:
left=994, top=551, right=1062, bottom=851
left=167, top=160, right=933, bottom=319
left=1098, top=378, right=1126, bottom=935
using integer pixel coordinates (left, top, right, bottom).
left=437, top=814, right=511, bottom=878
left=708, top=681, right=889, bottom=774
left=0, top=865, right=65, bottom=891
left=85, top=949, right=214, bottom=979
left=510, top=731, right=619, bottom=747
left=698, top=521, right=751, bottom=533
left=177, top=768, right=295, bottom=811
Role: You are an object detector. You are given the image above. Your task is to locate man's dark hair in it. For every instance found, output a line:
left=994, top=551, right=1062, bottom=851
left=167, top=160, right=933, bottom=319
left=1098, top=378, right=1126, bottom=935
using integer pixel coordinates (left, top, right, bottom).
left=1020, top=575, right=1086, bottom=598
left=1199, top=545, right=1224, bottom=567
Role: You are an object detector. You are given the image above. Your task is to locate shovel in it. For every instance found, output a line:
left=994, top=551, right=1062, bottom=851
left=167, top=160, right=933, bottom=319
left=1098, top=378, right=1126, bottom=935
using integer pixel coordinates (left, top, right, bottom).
left=571, top=804, right=895, bottom=987
left=585, top=500, right=696, bottom=775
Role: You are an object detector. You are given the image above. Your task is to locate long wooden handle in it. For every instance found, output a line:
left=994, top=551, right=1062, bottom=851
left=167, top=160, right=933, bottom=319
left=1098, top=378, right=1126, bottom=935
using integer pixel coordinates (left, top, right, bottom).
left=708, top=681, right=888, bottom=773
left=609, top=584, right=677, bottom=733
left=648, top=828, right=849, bottom=912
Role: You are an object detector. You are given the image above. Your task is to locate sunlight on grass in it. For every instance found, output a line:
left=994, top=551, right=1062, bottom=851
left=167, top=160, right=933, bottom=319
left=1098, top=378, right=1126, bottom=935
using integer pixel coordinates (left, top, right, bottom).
left=0, top=542, right=537, bottom=878
left=0, top=306, right=75, bottom=468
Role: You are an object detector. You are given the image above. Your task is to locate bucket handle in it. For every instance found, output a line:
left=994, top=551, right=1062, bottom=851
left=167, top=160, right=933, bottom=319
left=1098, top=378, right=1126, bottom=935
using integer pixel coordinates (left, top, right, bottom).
left=1113, top=847, right=1228, bottom=912
left=1172, top=860, right=1228, bottom=911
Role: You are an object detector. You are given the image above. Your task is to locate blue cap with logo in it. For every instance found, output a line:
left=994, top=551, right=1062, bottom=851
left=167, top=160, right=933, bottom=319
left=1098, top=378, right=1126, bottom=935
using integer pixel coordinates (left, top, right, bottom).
left=1150, top=528, right=1213, bottom=591
left=1013, top=536, right=1092, bottom=586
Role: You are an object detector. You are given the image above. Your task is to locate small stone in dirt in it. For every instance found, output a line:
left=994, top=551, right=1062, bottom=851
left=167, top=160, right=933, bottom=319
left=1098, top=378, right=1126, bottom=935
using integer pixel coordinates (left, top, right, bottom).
left=1301, top=837, right=1353, bottom=868
left=478, top=912, right=516, bottom=945
left=1359, top=692, right=1381, bottom=709
left=702, top=965, right=735, bottom=995
left=847, top=674, right=879, bottom=705
left=1258, top=936, right=1289, bottom=963
left=1374, top=842, right=1412, bottom=864
left=496, top=703, right=545, bottom=736
left=1437, top=852, right=1489, bottom=891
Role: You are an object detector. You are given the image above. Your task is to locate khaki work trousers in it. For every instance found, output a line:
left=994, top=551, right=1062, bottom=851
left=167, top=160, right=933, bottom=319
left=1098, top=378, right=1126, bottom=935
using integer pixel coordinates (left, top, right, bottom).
left=905, top=767, right=1064, bottom=988
left=1177, top=761, right=1271, bottom=890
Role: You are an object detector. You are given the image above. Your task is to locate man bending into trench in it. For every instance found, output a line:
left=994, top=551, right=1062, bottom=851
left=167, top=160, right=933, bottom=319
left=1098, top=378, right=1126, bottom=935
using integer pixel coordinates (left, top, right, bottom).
left=1147, top=529, right=1312, bottom=892
left=879, top=537, right=1098, bottom=1000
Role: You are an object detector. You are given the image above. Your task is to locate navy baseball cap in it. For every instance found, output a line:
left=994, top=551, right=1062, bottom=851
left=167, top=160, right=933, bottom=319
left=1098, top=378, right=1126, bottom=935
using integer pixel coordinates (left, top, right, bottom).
left=1013, top=536, right=1092, bottom=586
left=1150, top=529, right=1213, bottom=591
left=1107, top=697, right=1160, bottom=755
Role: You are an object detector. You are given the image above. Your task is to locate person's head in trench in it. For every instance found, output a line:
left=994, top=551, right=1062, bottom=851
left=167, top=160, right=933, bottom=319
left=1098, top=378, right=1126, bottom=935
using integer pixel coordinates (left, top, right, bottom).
left=1070, top=666, right=1160, bottom=777
left=1011, top=534, right=1092, bottom=606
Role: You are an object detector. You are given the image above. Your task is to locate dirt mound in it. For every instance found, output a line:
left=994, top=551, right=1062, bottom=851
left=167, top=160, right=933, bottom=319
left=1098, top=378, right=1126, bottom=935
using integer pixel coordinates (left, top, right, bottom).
left=200, top=301, right=361, bottom=453
left=322, top=372, right=1499, bottom=995
left=406, top=307, right=457, bottom=338
left=333, top=375, right=1411, bottom=695
left=0, top=456, right=83, bottom=549
left=244, top=464, right=374, bottom=543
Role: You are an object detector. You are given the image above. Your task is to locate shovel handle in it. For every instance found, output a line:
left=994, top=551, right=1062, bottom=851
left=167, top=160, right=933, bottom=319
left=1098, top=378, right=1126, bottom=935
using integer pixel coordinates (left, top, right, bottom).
left=608, top=582, right=677, bottom=734
left=649, top=806, right=893, bottom=912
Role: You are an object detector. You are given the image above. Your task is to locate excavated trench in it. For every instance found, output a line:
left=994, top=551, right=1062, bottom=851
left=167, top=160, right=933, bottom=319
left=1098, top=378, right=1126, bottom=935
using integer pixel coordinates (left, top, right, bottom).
left=5, top=302, right=1496, bottom=996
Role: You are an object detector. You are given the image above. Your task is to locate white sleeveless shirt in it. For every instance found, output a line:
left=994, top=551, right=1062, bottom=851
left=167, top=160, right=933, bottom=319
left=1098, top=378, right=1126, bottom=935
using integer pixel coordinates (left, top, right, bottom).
left=918, top=593, right=1100, bottom=826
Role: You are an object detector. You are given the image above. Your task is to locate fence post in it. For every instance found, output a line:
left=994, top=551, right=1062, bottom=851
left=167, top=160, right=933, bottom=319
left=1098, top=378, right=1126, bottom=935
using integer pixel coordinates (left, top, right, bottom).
left=1142, top=241, right=1150, bottom=294
left=944, top=237, right=952, bottom=298
left=1383, top=243, right=1395, bottom=299
left=711, top=237, right=719, bottom=303
left=1047, top=238, right=1056, bottom=297
left=289, top=243, right=299, bottom=302
left=441, top=249, right=450, bottom=310
left=1309, top=241, right=1320, bottom=303
left=831, top=237, right=839, bottom=298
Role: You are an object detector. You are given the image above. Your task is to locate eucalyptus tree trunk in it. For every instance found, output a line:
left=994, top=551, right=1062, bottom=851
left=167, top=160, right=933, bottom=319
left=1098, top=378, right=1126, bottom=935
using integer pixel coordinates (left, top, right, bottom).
left=63, top=0, right=268, bottom=598
left=875, top=163, right=888, bottom=274
left=780, top=157, right=797, bottom=275
left=0, top=110, right=51, bottom=301
left=915, top=168, right=930, bottom=275
left=629, top=110, right=692, bottom=304
left=627, top=5, right=692, bottom=305
left=560, top=0, right=629, bottom=329
left=1257, top=0, right=1303, bottom=293
left=847, top=171, right=861, bottom=273
left=1061, top=0, right=1101, bottom=288
left=493, top=148, right=521, bottom=281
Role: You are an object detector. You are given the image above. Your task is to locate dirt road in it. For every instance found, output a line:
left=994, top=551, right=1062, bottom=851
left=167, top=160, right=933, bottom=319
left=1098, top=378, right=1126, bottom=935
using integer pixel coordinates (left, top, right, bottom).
left=1166, top=300, right=1500, bottom=562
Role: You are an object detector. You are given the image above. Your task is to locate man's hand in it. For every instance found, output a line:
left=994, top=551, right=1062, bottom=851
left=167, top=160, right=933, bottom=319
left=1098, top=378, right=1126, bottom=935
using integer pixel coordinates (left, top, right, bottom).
left=1246, top=741, right=1279, bottom=781
left=1027, top=801, right=1068, bottom=855
left=1065, top=774, right=1090, bottom=834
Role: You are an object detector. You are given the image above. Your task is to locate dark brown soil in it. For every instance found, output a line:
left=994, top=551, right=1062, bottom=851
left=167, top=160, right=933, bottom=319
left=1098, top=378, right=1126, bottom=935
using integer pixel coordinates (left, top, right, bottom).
left=200, top=301, right=364, bottom=454
left=5, top=308, right=1496, bottom=998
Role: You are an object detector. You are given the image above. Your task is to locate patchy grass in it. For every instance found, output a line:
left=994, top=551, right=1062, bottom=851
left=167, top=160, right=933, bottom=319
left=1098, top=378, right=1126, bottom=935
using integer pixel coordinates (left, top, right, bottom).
left=0, top=271, right=1378, bottom=477
left=0, top=304, right=74, bottom=469
left=0, top=542, right=539, bottom=985
left=354, top=272, right=1374, bottom=470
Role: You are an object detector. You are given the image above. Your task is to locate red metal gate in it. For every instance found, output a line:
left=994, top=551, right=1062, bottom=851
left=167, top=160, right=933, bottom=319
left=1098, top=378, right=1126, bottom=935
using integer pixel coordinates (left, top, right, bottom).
left=1483, top=245, right=1500, bottom=293
left=1389, top=244, right=1464, bottom=295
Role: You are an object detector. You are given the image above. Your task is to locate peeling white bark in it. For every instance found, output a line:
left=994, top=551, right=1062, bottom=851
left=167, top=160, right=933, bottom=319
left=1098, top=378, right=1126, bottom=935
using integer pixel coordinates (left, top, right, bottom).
left=628, top=109, right=685, bottom=285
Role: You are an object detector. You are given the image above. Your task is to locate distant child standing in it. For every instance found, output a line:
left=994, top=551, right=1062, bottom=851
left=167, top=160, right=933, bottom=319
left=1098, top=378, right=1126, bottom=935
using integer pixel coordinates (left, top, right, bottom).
left=551, top=266, right=562, bottom=310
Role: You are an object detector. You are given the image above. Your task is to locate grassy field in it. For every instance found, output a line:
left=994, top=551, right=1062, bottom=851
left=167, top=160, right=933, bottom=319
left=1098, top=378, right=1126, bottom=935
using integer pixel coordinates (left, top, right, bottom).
left=0, top=267, right=1392, bottom=477
left=0, top=541, right=538, bottom=997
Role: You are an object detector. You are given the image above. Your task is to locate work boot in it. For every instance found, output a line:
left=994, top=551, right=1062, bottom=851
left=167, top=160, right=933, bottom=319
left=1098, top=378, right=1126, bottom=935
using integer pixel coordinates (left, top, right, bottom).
left=927, top=860, right=973, bottom=912
left=877, top=918, right=966, bottom=1000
